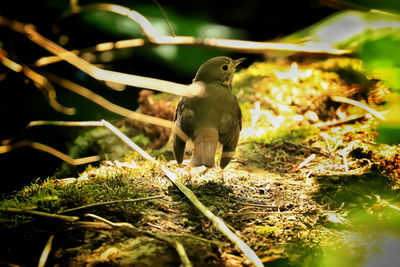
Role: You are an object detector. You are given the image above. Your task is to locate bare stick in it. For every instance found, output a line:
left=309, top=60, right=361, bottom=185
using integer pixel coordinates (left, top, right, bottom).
left=85, top=213, right=193, bottom=267
left=61, top=195, right=165, bottom=213
left=38, top=235, right=54, bottom=267
left=101, top=120, right=263, bottom=267
left=331, top=96, right=385, bottom=120
left=0, top=207, right=79, bottom=222
left=0, top=140, right=100, bottom=165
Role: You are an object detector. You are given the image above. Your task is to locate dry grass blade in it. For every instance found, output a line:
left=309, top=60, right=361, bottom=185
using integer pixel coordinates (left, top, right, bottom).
left=101, top=119, right=263, bottom=267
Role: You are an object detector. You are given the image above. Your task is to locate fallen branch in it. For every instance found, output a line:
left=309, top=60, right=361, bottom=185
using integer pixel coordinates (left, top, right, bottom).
left=101, top=120, right=263, bottom=267
left=0, top=207, right=79, bottom=222
left=61, top=194, right=165, bottom=213
left=85, top=213, right=193, bottom=267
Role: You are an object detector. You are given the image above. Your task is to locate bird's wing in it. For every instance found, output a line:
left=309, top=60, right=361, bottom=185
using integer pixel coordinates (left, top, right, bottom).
left=235, top=95, right=242, bottom=130
left=173, top=97, right=194, bottom=164
left=219, top=98, right=242, bottom=168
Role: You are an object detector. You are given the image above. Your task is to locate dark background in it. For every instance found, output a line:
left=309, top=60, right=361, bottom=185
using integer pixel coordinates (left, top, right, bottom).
left=0, top=0, right=354, bottom=194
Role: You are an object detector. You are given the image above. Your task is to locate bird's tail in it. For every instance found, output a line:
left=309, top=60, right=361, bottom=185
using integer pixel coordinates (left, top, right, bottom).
left=191, top=127, right=218, bottom=168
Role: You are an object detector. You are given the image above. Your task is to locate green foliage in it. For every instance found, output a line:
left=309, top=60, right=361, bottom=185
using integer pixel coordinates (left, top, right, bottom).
left=360, top=36, right=400, bottom=91
left=132, top=134, right=151, bottom=147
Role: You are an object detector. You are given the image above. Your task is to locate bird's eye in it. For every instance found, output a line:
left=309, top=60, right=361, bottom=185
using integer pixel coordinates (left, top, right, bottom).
left=221, top=64, right=228, bottom=71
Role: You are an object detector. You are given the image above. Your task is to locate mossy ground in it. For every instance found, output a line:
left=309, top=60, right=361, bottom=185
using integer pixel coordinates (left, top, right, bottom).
left=1, top=57, right=400, bottom=266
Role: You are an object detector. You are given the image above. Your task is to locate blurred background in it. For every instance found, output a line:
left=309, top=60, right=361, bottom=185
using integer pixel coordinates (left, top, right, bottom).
left=0, top=0, right=399, bottom=193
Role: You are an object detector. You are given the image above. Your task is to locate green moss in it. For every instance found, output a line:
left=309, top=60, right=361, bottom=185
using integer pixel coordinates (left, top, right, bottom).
left=248, top=126, right=320, bottom=145
left=256, top=225, right=283, bottom=237
left=0, top=158, right=165, bottom=226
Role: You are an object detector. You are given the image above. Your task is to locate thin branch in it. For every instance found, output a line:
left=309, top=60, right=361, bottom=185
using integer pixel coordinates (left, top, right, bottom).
left=101, top=120, right=263, bottom=267
left=85, top=213, right=193, bottom=267
left=0, top=49, right=75, bottom=115
left=0, top=140, right=100, bottom=165
left=67, top=4, right=350, bottom=54
left=38, top=235, right=54, bottom=267
left=26, top=1, right=349, bottom=67
left=0, top=15, right=204, bottom=98
left=61, top=194, right=165, bottom=213
left=330, top=96, right=385, bottom=120
left=0, top=207, right=79, bottom=222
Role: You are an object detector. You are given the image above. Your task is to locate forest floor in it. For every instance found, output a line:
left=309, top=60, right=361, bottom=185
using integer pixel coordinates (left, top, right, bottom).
left=1, top=57, right=400, bottom=267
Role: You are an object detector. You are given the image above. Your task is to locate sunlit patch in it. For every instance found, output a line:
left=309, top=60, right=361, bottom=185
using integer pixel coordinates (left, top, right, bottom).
left=274, top=62, right=312, bottom=83
left=240, top=101, right=286, bottom=140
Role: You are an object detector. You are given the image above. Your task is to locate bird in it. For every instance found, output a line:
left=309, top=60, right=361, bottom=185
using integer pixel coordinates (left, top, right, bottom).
left=173, top=56, right=244, bottom=169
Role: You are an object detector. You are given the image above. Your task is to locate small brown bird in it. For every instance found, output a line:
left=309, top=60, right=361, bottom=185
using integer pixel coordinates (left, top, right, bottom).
left=173, top=56, right=244, bottom=168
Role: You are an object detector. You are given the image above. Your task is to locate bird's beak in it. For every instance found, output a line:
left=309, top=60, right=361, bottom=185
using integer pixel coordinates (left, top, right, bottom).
left=233, top=58, right=246, bottom=67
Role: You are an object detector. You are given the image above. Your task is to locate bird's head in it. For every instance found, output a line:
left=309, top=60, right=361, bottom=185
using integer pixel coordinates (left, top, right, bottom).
left=193, top=56, right=245, bottom=87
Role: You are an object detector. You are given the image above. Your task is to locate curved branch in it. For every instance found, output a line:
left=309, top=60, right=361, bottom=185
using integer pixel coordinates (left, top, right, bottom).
left=0, top=16, right=204, bottom=97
